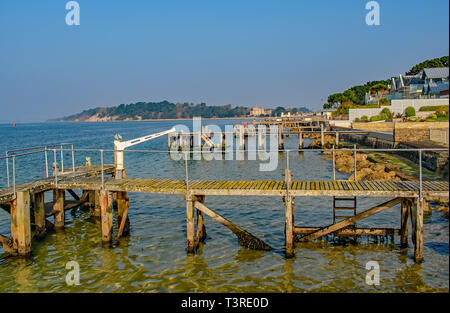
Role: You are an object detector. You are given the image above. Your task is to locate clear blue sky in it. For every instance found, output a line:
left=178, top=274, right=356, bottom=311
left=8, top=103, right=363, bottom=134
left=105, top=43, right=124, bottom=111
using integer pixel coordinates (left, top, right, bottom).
left=0, top=0, right=448, bottom=122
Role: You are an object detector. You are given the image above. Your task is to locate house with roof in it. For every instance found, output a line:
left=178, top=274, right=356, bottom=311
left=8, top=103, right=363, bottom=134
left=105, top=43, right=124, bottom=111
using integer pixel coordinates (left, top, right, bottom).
left=365, top=67, right=449, bottom=104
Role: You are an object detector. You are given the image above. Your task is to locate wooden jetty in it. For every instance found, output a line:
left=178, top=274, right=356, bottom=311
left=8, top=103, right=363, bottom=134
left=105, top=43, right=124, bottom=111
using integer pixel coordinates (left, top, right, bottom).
left=0, top=158, right=447, bottom=263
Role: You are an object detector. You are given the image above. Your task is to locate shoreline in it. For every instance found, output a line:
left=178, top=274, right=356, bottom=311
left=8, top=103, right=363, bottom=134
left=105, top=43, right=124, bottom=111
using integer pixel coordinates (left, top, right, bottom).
left=44, top=117, right=261, bottom=123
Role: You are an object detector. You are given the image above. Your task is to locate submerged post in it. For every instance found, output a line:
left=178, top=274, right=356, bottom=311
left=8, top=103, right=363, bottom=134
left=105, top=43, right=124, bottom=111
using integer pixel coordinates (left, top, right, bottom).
left=53, top=189, right=65, bottom=229
left=100, top=190, right=112, bottom=244
left=34, top=192, right=46, bottom=239
left=299, top=131, right=303, bottom=149
left=186, top=197, right=195, bottom=253
left=284, top=156, right=294, bottom=258
left=11, top=190, right=31, bottom=255
left=412, top=197, right=424, bottom=263
left=400, top=198, right=410, bottom=248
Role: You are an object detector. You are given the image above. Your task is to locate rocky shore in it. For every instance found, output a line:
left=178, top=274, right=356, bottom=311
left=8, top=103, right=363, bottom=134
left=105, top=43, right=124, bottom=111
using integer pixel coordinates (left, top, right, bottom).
left=305, top=134, right=449, bottom=218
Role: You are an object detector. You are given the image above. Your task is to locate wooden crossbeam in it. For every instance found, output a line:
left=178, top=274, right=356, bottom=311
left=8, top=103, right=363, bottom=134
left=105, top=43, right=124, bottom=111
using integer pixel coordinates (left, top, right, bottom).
left=299, top=198, right=402, bottom=242
left=67, top=189, right=80, bottom=201
left=294, top=226, right=400, bottom=236
left=194, top=201, right=272, bottom=251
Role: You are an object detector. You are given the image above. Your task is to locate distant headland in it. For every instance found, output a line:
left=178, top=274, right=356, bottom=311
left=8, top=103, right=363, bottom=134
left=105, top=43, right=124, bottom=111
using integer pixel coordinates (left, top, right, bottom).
left=48, top=101, right=311, bottom=122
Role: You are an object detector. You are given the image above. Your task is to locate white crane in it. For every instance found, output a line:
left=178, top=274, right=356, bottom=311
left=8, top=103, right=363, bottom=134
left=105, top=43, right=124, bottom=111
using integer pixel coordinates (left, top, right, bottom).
left=114, top=128, right=176, bottom=178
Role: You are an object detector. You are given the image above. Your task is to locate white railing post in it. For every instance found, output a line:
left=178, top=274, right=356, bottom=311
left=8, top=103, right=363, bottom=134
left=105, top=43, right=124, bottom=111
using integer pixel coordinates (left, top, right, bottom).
left=6, top=152, right=10, bottom=187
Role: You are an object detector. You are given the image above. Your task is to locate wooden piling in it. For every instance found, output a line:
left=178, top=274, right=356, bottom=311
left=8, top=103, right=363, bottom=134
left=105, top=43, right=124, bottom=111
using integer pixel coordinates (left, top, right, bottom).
left=34, top=192, right=46, bottom=239
left=299, top=131, right=303, bottom=149
left=278, top=126, right=284, bottom=150
left=400, top=198, right=410, bottom=248
left=284, top=195, right=294, bottom=258
left=116, top=191, right=130, bottom=238
left=92, top=190, right=102, bottom=218
left=335, top=132, right=340, bottom=146
left=412, top=198, right=424, bottom=263
left=186, top=196, right=195, bottom=253
left=320, top=124, right=324, bottom=147
left=53, top=189, right=65, bottom=229
left=195, top=196, right=206, bottom=245
left=100, top=190, right=112, bottom=244
left=11, top=191, right=31, bottom=255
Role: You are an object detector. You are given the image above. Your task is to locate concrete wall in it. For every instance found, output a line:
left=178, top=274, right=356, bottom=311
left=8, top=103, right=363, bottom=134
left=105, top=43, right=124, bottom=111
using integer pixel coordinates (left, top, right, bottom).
left=349, top=98, right=449, bottom=121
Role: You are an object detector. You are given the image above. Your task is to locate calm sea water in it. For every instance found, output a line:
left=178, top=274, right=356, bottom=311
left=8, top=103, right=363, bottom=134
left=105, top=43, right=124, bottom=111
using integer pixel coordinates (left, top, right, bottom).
left=0, top=120, right=448, bottom=292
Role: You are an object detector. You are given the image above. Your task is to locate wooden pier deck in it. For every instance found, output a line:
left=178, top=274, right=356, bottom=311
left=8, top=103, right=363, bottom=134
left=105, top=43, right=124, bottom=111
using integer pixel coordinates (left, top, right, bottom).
left=54, top=177, right=449, bottom=198
left=0, top=162, right=448, bottom=263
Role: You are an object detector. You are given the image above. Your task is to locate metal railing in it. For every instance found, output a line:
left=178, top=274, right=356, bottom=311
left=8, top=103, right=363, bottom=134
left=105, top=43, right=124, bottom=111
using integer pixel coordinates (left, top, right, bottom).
left=1, top=145, right=448, bottom=202
left=2, top=143, right=74, bottom=196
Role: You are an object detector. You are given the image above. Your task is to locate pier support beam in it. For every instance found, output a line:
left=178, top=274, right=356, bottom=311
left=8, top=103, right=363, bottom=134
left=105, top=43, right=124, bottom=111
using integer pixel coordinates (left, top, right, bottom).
left=11, top=191, right=31, bottom=255
left=412, top=198, right=424, bottom=263
left=284, top=195, right=295, bottom=258
left=400, top=198, right=411, bottom=248
left=91, top=190, right=102, bottom=218
left=116, top=191, right=130, bottom=238
left=34, top=192, right=46, bottom=239
left=298, top=132, right=303, bottom=149
left=53, top=189, right=65, bottom=229
left=186, top=196, right=195, bottom=253
left=195, top=195, right=206, bottom=246
left=320, top=124, right=324, bottom=148
left=100, top=190, right=112, bottom=244
left=278, top=126, right=284, bottom=150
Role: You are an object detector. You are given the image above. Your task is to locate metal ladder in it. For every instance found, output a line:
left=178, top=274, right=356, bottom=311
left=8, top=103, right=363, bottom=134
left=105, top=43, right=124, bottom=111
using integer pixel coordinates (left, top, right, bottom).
left=333, top=196, right=357, bottom=227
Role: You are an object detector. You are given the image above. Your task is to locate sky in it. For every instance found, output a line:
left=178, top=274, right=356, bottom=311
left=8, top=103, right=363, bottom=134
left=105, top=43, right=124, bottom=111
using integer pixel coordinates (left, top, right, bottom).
left=0, top=0, right=448, bottom=122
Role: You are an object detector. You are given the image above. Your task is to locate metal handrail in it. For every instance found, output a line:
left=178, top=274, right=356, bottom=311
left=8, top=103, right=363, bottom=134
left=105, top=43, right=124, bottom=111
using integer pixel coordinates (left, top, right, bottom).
left=2, top=145, right=447, bottom=202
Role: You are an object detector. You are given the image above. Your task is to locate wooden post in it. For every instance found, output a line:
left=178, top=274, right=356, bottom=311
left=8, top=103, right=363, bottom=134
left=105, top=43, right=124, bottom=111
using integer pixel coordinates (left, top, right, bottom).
left=11, top=191, right=31, bottom=255
left=279, top=125, right=284, bottom=150
left=299, top=131, right=303, bottom=149
left=92, top=190, right=102, bottom=218
left=34, top=192, right=46, bottom=239
left=186, top=196, right=195, bottom=253
left=116, top=191, right=130, bottom=238
left=412, top=198, right=424, bottom=263
left=195, top=196, right=206, bottom=245
left=100, top=190, right=112, bottom=244
left=53, top=189, right=65, bottom=229
left=335, top=132, right=340, bottom=146
left=400, top=198, right=410, bottom=248
left=320, top=124, right=324, bottom=148
left=284, top=195, right=294, bottom=258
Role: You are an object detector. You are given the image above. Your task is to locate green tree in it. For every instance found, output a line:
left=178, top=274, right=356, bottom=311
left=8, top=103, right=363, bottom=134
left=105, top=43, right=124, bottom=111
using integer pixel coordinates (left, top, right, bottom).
left=343, top=90, right=356, bottom=103
left=405, top=106, right=416, bottom=117
left=406, top=56, right=449, bottom=75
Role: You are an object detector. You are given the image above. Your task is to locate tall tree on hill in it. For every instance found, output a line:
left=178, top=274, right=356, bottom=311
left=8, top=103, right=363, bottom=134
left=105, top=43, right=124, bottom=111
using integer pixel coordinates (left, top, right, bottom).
left=406, top=56, right=449, bottom=75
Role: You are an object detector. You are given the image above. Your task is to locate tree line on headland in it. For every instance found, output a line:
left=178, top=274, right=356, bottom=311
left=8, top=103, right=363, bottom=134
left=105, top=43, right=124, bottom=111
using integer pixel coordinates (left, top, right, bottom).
left=54, top=101, right=310, bottom=122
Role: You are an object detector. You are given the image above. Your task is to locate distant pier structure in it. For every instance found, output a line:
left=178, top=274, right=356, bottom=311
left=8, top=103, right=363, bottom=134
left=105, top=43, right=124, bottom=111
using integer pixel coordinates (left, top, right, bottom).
left=167, top=115, right=353, bottom=151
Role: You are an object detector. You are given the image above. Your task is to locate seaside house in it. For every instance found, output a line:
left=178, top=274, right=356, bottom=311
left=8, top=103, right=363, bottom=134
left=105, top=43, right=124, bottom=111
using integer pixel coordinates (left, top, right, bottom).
left=365, top=67, right=449, bottom=104
left=250, top=106, right=272, bottom=116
